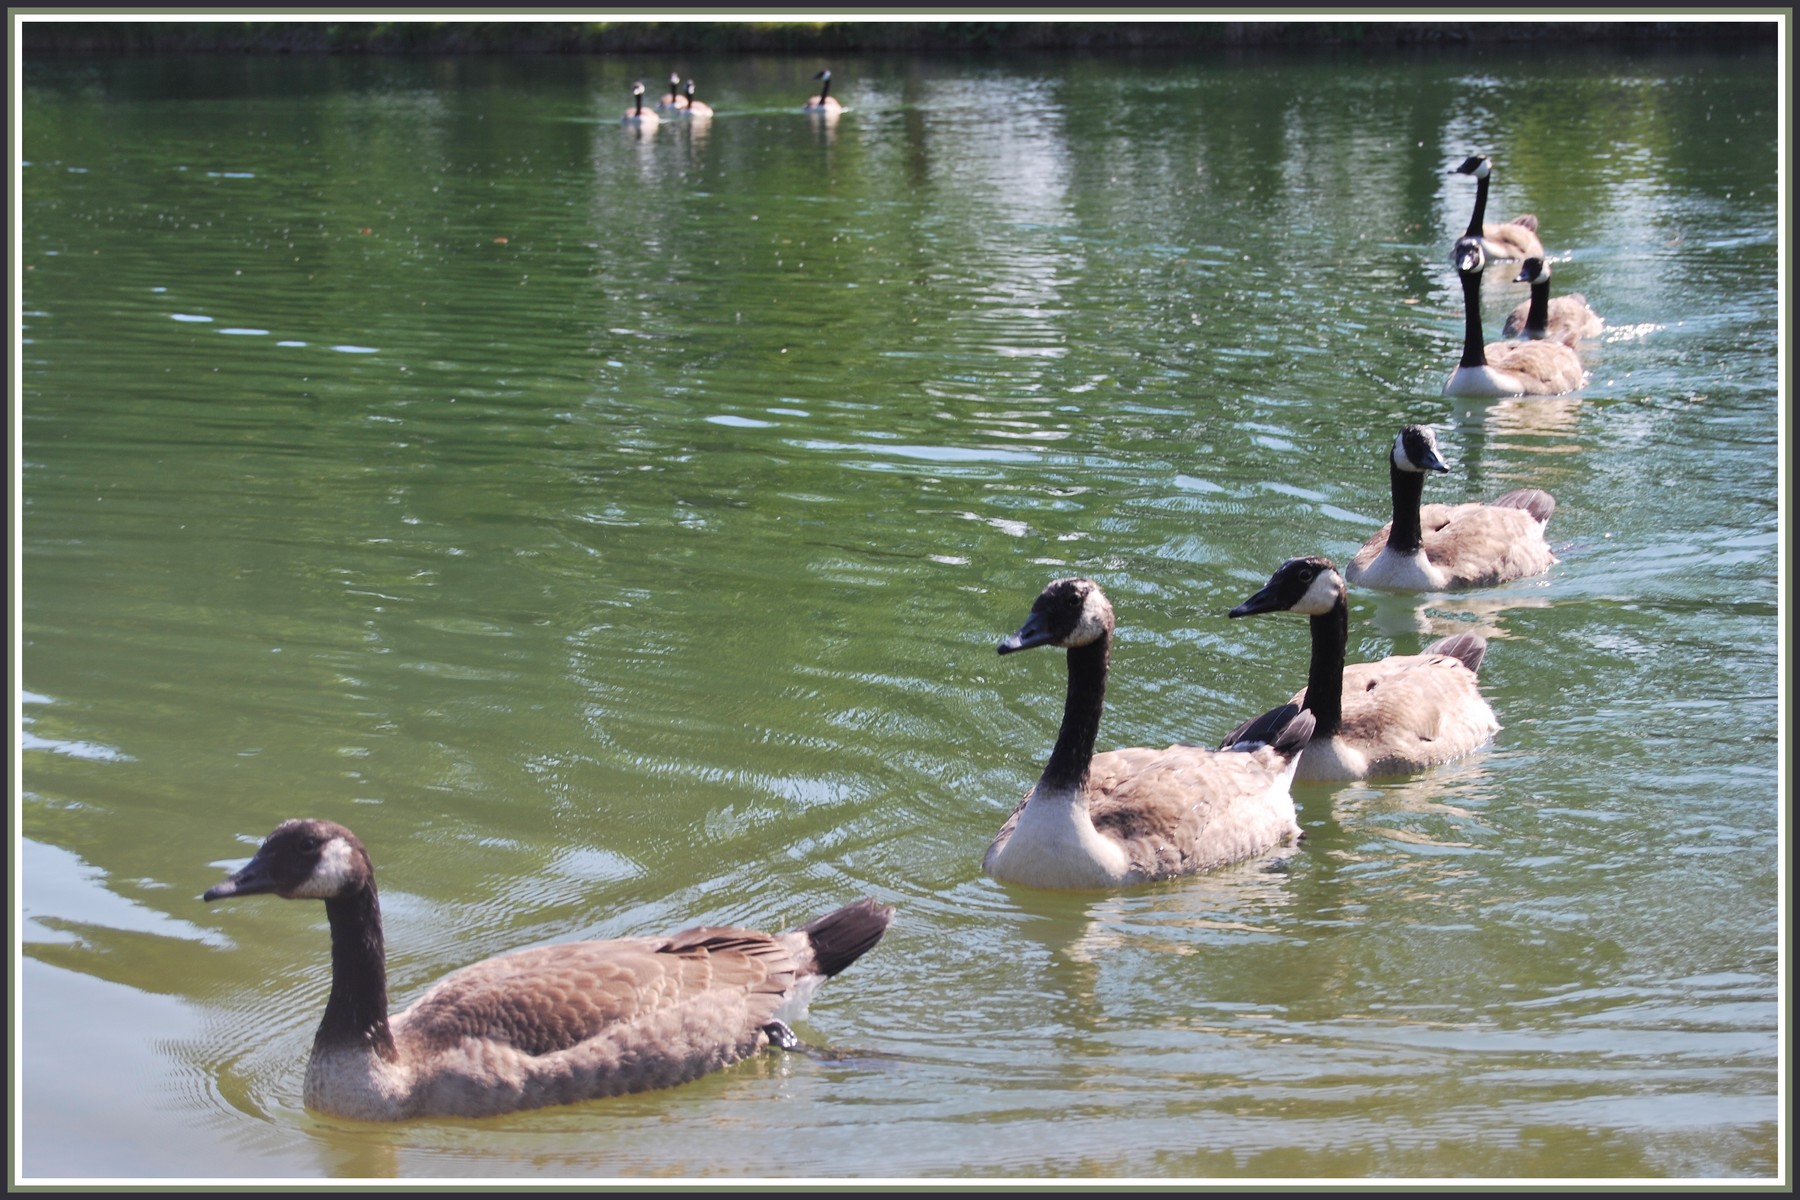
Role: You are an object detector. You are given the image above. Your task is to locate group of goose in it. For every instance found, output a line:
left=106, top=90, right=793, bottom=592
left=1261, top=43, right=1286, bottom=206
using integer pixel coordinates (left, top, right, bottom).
left=202, top=150, right=1587, bottom=1124
left=620, top=67, right=841, bottom=126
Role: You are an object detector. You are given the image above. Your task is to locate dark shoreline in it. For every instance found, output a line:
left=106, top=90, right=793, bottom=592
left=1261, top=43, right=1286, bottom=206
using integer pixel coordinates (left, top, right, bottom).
left=19, top=19, right=1780, bottom=57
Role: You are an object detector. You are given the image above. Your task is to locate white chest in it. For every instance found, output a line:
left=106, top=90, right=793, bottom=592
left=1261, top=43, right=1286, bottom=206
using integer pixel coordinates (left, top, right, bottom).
left=1443, top=364, right=1526, bottom=398
left=1351, top=547, right=1447, bottom=592
left=985, top=790, right=1131, bottom=889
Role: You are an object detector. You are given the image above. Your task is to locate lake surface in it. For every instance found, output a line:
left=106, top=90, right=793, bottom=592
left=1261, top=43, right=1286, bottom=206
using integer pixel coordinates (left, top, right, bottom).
left=17, top=42, right=1782, bottom=1183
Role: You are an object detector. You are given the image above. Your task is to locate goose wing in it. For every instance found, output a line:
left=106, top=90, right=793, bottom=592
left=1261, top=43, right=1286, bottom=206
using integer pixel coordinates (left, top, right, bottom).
left=394, top=931, right=797, bottom=1058
left=1417, top=499, right=1557, bottom=587
left=1485, top=338, right=1585, bottom=394
left=1333, top=653, right=1497, bottom=774
left=1083, top=743, right=1303, bottom=878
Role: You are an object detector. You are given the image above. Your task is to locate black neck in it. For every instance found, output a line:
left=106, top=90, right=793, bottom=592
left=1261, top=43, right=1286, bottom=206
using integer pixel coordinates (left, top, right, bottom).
left=318, top=883, right=397, bottom=1062
left=1301, top=600, right=1348, bottom=739
left=818, top=76, right=831, bottom=101
left=1524, top=278, right=1550, bottom=335
left=635, top=95, right=644, bottom=116
left=1463, top=171, right=1489, bottom=238
left=1459, top=267, right=1488, bottom=369
left=1039, top=635, right=1109, bottom=795
left=1388, top=459, right=1427, bottom=554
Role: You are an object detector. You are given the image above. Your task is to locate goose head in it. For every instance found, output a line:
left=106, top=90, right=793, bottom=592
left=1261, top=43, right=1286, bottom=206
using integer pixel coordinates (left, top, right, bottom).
left=1393, top=425, right=1451, bottom=475
left=1453, top=235, right=1488, bottom=278
left=815, top=69, right=832, bottom=83
left=999, top=577, right=1114, bottom=655
left=1451, top=154, right=1492, bottom=180
left=1514, top=256, right=1550, bottom=286
left=203, top=818, right=371, bottom=903
left=1229, top=557, right=1345, bottom=620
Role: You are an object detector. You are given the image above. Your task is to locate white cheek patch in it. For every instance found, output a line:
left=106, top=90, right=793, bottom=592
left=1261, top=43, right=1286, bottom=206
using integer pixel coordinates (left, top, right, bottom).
left=289, top=837, right=356, bottom=899
left=1294, top=571, right=1343, bottom=616
left=1068, top=591, right=1113, bottom=646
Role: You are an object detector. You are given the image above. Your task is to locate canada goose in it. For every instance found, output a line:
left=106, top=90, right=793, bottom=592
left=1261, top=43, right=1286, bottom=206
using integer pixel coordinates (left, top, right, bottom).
left=804, top=69, right=844, bottom=114
left=202, top=818, right=892, bottom=1121
left=985, top=578, right=1314, bottom=890
left=621, top=82, right=661, bottom=127
left=1502, top=256, right=1604, bottom=342
left=1444, top=237, right=1585, bottom=397
left=1345, top=424, right=1558, bottom=592
left=681, top=80, right=714, bottom=119
left=657, top=72, right=685, bottom=112
left=1451, top=154, right=1544, bottom=262
left=1223, top=558, right=1498, bottom=782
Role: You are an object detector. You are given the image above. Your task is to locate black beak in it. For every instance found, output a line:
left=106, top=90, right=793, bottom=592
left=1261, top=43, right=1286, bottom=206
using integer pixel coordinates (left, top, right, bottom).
left=202, top=850, right=280, bottom=902
left=998, top=610, right=1054, bottom=655
left=1228, top=584, right=1283, bottom=619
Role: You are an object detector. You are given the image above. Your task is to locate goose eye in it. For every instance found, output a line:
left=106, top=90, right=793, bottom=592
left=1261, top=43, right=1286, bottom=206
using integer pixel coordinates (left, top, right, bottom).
left=1299, top=569, right=1315, bottom=583
left=297, top=836, right=319, bottom=853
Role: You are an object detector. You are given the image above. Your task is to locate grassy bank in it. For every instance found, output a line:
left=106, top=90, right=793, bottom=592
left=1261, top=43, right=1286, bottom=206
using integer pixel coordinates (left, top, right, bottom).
left=19, top=19, right=1778, bottom=57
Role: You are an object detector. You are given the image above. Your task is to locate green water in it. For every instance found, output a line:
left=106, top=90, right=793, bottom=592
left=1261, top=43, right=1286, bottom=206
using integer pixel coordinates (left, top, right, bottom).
left=19, top=45, right=1781, bottom=1181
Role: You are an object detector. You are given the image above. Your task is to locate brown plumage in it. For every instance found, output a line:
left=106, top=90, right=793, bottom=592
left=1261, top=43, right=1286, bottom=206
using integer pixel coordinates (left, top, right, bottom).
left=203, top=819, right=890, bottom=1120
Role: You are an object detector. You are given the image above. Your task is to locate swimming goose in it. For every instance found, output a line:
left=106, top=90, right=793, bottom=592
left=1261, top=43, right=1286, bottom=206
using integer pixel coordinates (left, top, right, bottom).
left=1502, top=256, right=1604, bottom=342
left=621, top=82, right=661, bottom=127
left=1451, top=154, right=1544, bottom=262
left=681, top=80, right=715, bottom=119
left=202, top=818, right=892, bottom=1121
left=1444, top=237, right=1585, bottom=397
left=657, top=72, right=685, bottom=112
left=1223, top=557, right=1498, bottom=782
left=984, top=578, right=1314, bottom=890
left=804, top=69, right=844, bottom=114
left=1345, top=424, right=1558, bottom=592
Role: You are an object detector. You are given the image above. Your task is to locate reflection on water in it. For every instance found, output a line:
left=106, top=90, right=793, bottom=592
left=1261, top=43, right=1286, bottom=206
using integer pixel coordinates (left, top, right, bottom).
left=20, top=41, right=1779, bottom=1182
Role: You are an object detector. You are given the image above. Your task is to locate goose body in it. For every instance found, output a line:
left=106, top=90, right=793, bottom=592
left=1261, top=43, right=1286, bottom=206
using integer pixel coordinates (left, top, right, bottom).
left=1444, top=237, right=1585, bottom=397
left=1224, top=558, right=1498, bottom=782
left=681, top=80, right=715, bottom=119
left=1502, top=256, right=1604, bottom=342
left=1452, top=154, right=1544, bottom=262
left=203, top=819, right=891, bottom=1121
left=622, top=82, right=661, bottom=127
left=1345, top=425, right=1557, bottom=592
left=985, top=578, right=1312, bottom=890
left=804, top=69, right=844, bottom=114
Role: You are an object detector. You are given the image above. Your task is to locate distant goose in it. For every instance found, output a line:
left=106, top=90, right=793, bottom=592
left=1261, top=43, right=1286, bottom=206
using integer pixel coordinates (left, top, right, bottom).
left=1345, top=424, right=1558, bottom=592
left=985, top=578, right=1313, bottom=890
left=1502, top=256, right=1604, bottom=342
left=203, top=818, right=892, bottom=1121
left=1451, top=154, right=1544, bottom=262
left=1444, top=237, right=1585, bottom=397
left=804, top=69, right=844, bottom=114
left=1223, top=558, right=1498, bottom=782
left=622, top=81, right=661, bottom=127
left=681, top=80, right=714, bottom=119
left=657, top=72, right=685, bottom=111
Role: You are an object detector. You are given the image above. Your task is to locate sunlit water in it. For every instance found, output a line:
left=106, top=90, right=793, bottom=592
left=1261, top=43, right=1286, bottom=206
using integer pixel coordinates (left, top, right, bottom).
left=19, top=45, right=1781, bottom=1181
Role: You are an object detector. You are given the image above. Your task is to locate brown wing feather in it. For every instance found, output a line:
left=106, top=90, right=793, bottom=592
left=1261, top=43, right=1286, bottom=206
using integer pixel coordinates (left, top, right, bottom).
left=1287, top=651, right=1495, bottom=775
left=1084, top=745, right=1300, bottom=876
left=395, top=933, right=795, bottom=1058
